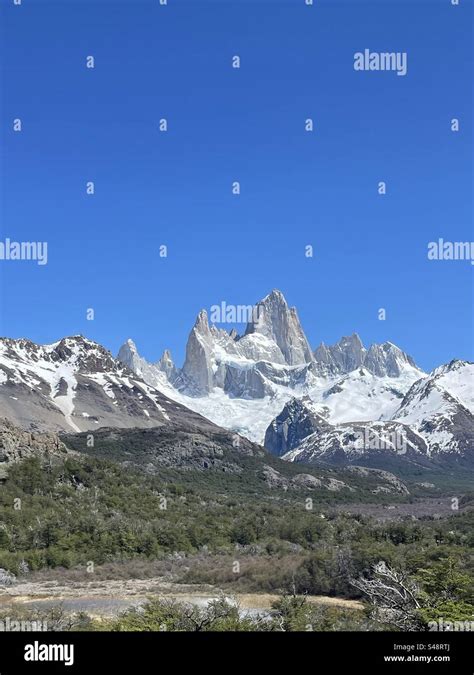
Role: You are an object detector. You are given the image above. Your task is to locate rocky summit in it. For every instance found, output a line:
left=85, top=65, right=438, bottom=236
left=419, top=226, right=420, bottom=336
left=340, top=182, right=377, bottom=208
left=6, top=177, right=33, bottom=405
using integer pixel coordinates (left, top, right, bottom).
left=114, top=290, right=472, bottom=469
left=0, top=290, right=472, bottom=471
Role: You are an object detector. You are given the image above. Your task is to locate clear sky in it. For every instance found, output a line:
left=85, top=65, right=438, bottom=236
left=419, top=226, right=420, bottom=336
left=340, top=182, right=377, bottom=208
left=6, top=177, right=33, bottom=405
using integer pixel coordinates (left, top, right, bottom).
left=0, top=0, right=472, bottom=372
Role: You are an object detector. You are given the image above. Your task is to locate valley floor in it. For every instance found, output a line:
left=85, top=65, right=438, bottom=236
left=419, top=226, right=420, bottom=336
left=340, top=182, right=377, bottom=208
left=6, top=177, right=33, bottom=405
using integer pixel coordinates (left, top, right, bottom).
left=330, top=496, right=471, bottom=521
left=0, top=577, right=363, bottom=619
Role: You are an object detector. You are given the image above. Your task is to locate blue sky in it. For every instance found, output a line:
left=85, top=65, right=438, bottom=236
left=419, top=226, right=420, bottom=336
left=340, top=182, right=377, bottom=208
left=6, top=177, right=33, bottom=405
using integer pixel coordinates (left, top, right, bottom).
left=0, top=0, right=472, bottom=372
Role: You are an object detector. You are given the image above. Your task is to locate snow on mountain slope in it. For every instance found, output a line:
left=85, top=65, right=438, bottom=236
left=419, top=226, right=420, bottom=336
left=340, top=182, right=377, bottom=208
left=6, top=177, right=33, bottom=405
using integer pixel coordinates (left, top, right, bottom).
left=116, top=290, right=424, bottom=444
left=428, top=360, right=474, bottom=413
left=117, top=339, right=173, bottom=390
left=282, top=421, right=428, bottom=464
left=308, top=368, right=419, bottom=425
left=393, top=361, right=473, bottom=422
left=264, top=396, right=330, bottom=457
left=176, top=291, right=314, bottom=396
left=1, top=289, right=470, bottom=469
left=0, top=336, right=209, bottom=433
left=269, top=361, right=473, bottom=466
left=390, top=360, right=474, bottom=454
left=108, top=357, right=422, bottom=445
left=313, top=335, right=418, bottom=378
left=244, top=289, right=314, bottom=365
left=262, top=396, right=430, bottom=465
left=168, top=387, right=294, bottom=444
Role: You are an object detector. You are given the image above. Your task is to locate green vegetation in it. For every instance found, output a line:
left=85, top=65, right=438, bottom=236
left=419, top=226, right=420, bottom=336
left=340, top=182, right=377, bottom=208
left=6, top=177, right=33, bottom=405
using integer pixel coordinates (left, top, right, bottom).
left=0, top=595, right=374, bottom=632
left=98, top=595, right=373, bottom=632
left=0, top=454, right=473, bottom=623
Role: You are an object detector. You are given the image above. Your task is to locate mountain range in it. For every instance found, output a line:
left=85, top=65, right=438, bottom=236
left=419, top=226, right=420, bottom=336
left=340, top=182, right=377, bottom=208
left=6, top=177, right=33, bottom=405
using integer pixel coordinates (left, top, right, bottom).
left=0, top=290, right=472, bottom=471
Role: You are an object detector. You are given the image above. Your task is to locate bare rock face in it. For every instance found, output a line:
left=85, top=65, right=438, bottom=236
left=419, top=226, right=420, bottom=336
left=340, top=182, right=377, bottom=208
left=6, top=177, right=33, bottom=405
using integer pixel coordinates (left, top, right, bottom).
left=0, top=335, right=227, bottom=434
left=314, top=334, right=366, bottom=373
left=0, top=418, right=70, bottom=466
left=261, top=464, right=289, bottom=489
left=118, top=339, right=153, bottom=380
left=364, top=342, right=417, bottom=377
left=325, top=477, right=350, bottom=492
left=244, top=290, right=314, bottom=366
left=264, top=397, right=330, bottom=457
left=118, top=340, right=177, bottom=388
left=178, top=290, right=314, bottom=396
left=157, top=350, right=178, bottom=383
left=313, top=335, right=420, bottom=378
left=291, top=473, right=322, bottom=489
left=182, top=310, right=215, bottom=395
left=348, top=466, right=409, bottom=495
left=261, top=464, right=346, bottom=492
left=223, top=364, right=267, bottom=399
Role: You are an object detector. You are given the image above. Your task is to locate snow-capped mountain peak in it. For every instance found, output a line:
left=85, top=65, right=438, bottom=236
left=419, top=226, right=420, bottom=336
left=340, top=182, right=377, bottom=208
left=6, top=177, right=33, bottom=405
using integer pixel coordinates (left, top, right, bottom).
left=0, top=335, right=187, bottom=433
left=264, top=396, right=330, bottom=457
left=314, top=333, right=366, bottom=373
left=364, top=341, right=418, bottom=377
left=244, top=289, right=314, bottom=366
left=113, top=290, right=433, bottom=446
left=272, top=358, right=473, bottom=467
left=314, top=334, right=420, bottom=379
left=1, top=290, right=471, bottom=470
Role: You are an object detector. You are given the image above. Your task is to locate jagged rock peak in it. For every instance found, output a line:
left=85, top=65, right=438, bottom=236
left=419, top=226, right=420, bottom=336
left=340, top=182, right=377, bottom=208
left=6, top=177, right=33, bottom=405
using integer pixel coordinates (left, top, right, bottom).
left=194, top=309, right=211, bottom=335
left=182, top=310, right=214, bottom=395
left=42, top=336, right=117, bottom=373
left=314, top=334, right=420, bottom=378
left=157, top=349, right=177, bottom=381
left=124, top=338, right=138, bottom=352
left=159, top=349, right=173, bottom=362
left=244, top=289, right=314, bottom=365
left=364, top=342, right=418, bottom=377
left=431, top=359, right=472, bottom=378
left=314, top=333, right=366, bottom=373
left=264, top=396, right=329, bottom=457
left=117, top=339, right=139, bottom=366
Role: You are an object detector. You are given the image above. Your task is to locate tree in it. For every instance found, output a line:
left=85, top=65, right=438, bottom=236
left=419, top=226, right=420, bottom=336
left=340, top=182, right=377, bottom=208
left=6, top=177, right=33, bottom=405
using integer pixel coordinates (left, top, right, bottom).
left=416, top=557, right=473, bottom=604
left=351, top=561, right=422, bottom=630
